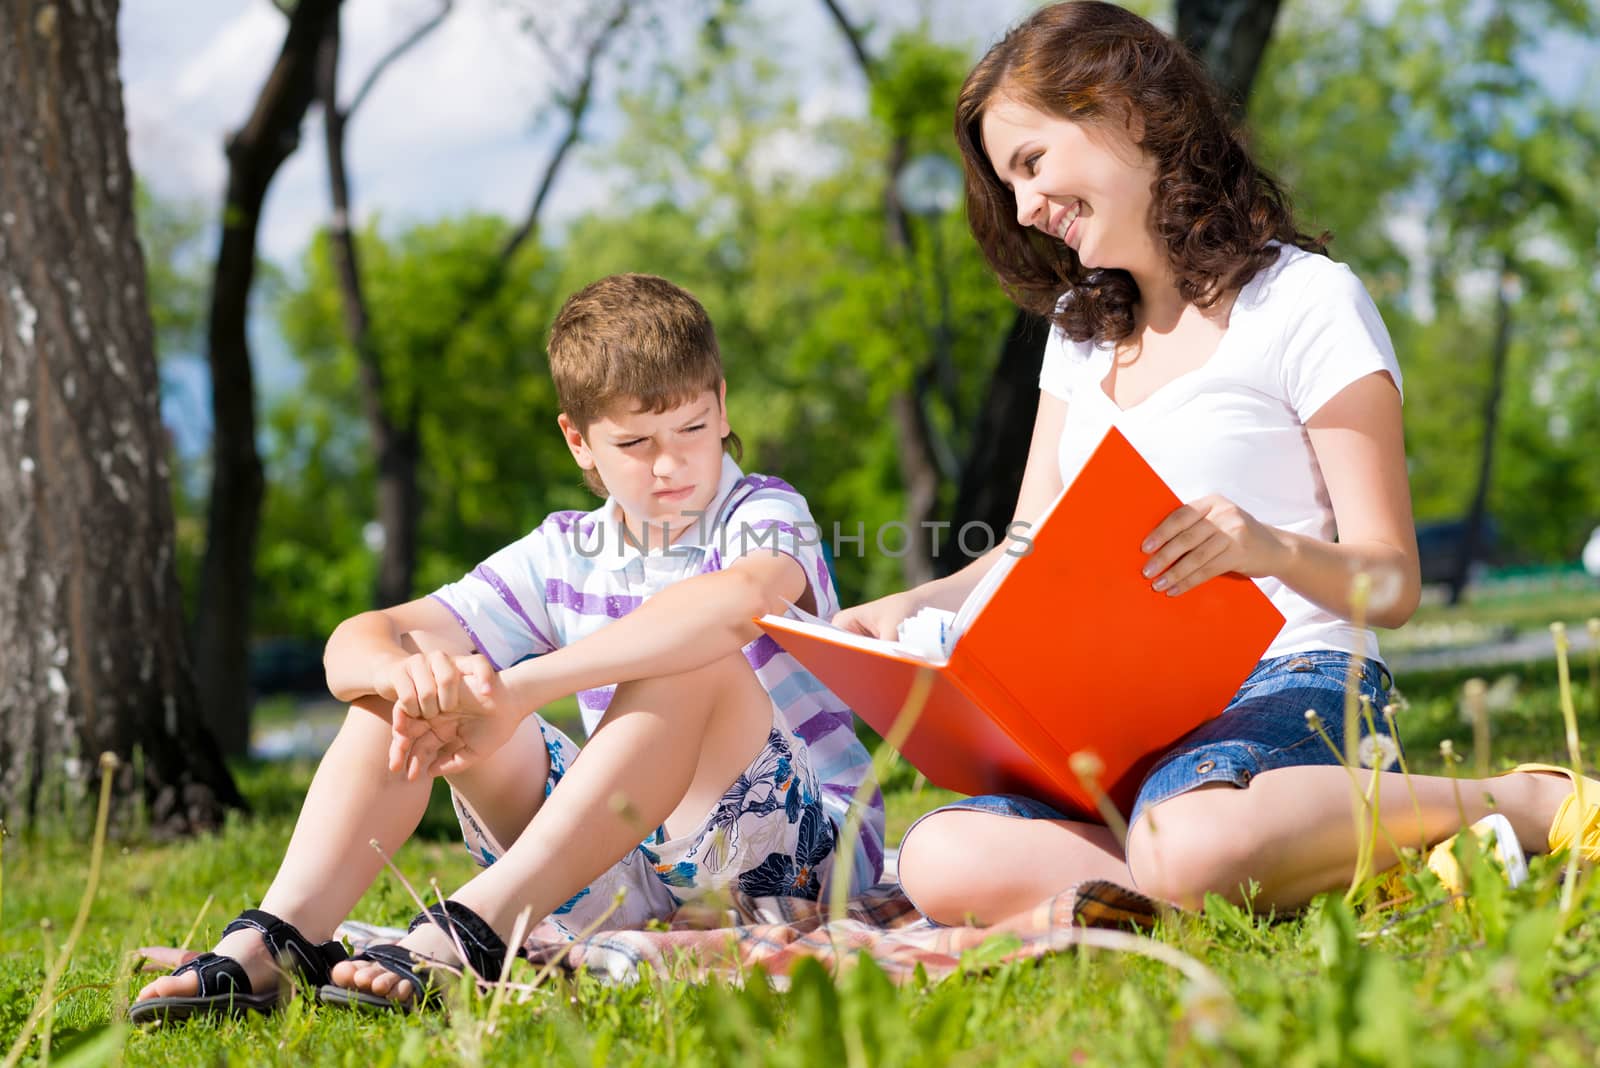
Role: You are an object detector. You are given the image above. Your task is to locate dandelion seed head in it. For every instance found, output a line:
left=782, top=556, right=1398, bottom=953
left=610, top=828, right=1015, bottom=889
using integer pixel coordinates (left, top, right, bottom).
left=1357, top=733, right=1400, bottom=770
left=1069, top=750, right=1104, bottom=780
left=1360, top=563, right=1407, bottom=616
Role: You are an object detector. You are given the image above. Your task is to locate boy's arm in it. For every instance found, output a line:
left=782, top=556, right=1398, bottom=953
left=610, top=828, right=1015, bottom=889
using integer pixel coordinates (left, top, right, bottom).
left=324, top=596, right=480, bottom=715
left=492, top=552, right=807, bottom=721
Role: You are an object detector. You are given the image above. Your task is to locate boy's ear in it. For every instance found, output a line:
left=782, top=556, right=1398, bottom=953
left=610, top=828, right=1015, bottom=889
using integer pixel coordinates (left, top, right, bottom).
left=716, top=379, right=731, bottom=438
left=557, top=413, right=595, bottom=470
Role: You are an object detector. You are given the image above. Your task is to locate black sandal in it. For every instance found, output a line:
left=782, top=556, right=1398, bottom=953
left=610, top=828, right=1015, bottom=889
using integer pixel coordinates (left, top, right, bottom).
left=317, top=900, right=510, bottom=1012
left=129, top=909, right=349, bottom=1025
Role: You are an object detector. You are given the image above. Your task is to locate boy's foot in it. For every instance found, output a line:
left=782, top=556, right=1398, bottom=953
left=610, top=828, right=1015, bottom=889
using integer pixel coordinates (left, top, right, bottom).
left=130, top=909, right=347, bottom=1025
left=325, top=918, right=463, bottom=1005
left=321, top=900, right=509, bottom=1011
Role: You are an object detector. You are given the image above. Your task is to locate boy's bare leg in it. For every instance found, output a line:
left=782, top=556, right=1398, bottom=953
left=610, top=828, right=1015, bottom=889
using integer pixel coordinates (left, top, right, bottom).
left=134, top=695, right=552, bottom=1002
left=332, top=650, right=771, bottom=1001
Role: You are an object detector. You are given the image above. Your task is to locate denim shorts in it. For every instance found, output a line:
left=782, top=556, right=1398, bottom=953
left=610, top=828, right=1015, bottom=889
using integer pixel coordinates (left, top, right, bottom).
left=908, top=650, right=1396, bottom=837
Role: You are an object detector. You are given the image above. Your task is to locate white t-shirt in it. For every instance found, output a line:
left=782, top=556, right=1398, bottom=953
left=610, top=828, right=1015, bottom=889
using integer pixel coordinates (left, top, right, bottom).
left=1039, top=243, right=1404, bottom=661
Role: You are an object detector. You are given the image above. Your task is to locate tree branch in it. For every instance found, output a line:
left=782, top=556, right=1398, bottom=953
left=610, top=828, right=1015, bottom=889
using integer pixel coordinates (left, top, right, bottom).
left=499, top=0, right=635, bottom=265
left=818, top=0, right=875, bottom=80
left=345, top=0, right=454, bottom=120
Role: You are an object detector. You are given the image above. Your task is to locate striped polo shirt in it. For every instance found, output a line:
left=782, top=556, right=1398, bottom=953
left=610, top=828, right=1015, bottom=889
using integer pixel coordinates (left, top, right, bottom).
left=430, top=455, right=885, bottom=890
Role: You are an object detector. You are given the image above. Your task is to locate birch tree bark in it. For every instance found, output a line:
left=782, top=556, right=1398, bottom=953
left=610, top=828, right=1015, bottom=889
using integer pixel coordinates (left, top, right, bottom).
left=0, top=0, right=243, bottom=833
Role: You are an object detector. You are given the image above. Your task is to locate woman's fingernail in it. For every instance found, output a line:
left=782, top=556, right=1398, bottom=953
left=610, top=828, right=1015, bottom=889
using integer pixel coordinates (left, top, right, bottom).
left=1152, top=578, right=1167, bottom=591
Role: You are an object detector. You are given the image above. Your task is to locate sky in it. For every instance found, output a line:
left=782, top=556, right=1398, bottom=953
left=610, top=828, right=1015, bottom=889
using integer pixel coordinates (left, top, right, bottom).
left=118, top=0, right=1041, bottom=264
left=118, top=0, right=1042, bottom=441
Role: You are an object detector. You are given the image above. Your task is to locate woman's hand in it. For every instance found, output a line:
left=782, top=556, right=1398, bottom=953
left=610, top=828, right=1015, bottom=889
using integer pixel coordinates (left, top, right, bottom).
left=833, top=588, right=930, bottom=641
left=1142, top=495, right=1289, bottom=596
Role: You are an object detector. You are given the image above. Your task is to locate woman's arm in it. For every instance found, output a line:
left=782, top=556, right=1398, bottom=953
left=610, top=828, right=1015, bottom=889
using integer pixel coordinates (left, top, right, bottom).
left=835, top=391, right=1068, bottom=637
left=1143, top=372, right=1422, bottom=628
left=1287, top=371, right=1421, bottom=627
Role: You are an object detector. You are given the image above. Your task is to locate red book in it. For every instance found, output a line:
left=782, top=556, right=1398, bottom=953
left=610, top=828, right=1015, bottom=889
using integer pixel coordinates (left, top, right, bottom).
left=757, top=427, right=1285, bottom=821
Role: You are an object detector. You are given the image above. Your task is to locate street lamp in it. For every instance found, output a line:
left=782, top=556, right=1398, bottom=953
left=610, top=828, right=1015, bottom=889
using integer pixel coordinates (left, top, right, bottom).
left=895, top=153, right=965, bottom=480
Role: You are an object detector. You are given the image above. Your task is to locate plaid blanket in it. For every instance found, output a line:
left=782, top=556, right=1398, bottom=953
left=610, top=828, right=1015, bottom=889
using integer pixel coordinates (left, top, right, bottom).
left=139, top=858, right=1165, bottom=988
left=333, top=877, right=1164, bottom=986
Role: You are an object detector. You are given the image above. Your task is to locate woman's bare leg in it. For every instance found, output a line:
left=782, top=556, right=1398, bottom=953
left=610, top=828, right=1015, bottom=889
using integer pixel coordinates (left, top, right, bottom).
left=1126, top=766, right=1574, bottom=909
left=897, top=810, right=1126, bottom=925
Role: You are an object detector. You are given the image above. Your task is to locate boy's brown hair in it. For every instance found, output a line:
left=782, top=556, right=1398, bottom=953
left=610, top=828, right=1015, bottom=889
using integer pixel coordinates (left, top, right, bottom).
left=548, top=273, right=742, bottom=495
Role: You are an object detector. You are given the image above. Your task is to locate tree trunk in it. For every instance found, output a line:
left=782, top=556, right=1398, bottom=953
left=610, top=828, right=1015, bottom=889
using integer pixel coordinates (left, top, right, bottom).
left=193, top=0, right=340, bottom=756
left=948, top=0, right=1285, bottom=558
left=818, top=0, right=950, bottom=583
left=317, top=16, right=420, bottom=607
left=1175, top=0, right=1284, bottom=121
left=943, top=312, right=1047, bottom=574
left=1448, top=259, right=1514, bottom=605
left=0, top=0, right=244, bottom=834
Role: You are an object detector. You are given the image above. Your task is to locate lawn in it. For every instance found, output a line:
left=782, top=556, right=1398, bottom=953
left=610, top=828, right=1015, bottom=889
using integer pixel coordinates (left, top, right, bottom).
left=5, top=640, right=1600, bottom=1066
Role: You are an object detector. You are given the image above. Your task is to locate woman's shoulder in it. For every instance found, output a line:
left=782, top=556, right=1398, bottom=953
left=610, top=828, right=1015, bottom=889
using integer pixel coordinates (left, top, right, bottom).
left=1245, top=242, right=1368, bottom=309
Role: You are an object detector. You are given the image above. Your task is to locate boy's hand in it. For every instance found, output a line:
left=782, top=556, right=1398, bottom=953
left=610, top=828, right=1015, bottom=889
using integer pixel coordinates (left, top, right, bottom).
left=373, top=650, right=463, bottom=721
left=388, top=655, right=522, bottom=779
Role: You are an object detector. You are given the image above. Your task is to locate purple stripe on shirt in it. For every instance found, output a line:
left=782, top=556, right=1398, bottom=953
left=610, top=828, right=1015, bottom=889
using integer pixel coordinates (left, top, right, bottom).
left=744, top=634, right=783, bottom=671
left=546, top=510, right=589, bottom=535
left=428, top=594, right=503, bottom=671
left=748, top=519, right=801, bottom=538
left=699, top=548, right=723, bottom=575
left=826, top=781, right=887, bottom=812
left=793, top=708, right=852, bottom=745
left=472, top=565, right=556, bottom=652
left=546, top=579, right=642, bottom=618
left=578, top=687, right=614, bottom=711
left=738, top=474, right=798, bottom=495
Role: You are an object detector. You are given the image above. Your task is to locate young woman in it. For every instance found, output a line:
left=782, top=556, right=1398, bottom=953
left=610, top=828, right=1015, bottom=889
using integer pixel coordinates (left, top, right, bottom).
left=837, top=0, right=1596, bottom=922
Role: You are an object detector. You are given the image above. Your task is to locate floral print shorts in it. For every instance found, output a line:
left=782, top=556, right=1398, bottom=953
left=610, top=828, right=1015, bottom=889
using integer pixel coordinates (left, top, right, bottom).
left=451, top=709, right=839, bottom=939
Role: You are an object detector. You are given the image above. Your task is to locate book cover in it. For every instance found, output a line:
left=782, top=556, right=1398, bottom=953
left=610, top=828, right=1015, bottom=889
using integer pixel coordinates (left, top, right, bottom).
left=757, top=427, right=1286, bottom=820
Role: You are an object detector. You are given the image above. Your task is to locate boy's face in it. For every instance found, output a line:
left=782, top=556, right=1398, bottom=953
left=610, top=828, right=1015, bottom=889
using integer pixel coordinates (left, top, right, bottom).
left=560, top=384, right=732, bottom=543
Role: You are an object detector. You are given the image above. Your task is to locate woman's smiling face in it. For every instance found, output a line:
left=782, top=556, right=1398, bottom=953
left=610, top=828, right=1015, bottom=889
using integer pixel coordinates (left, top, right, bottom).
left=980, top=96, right=1161, bottom=275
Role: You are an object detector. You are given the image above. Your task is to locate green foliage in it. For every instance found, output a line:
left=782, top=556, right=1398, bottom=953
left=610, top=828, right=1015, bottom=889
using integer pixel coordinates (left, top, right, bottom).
left=1252, top=0, right=1600, bottom=564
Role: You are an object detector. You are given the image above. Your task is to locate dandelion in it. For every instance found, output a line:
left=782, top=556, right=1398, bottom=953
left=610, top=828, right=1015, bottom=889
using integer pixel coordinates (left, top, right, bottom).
left=1357, top=733, right=1400, bottom=771
left=1551, top=623, right=1586, bottom=915
left=1462, top=678, right=1490, bottom=781
left=4, top=753, right=117, bottom=1068
left=1069, top=749, right=1128, bottom=849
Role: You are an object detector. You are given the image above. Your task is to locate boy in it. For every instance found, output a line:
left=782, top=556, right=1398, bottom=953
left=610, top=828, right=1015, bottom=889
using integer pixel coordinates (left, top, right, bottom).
left=132, top=274, right=883, bottom=1018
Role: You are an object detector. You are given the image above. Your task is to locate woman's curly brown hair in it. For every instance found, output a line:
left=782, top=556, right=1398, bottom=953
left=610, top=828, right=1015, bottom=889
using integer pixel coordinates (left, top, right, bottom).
left=955, top=0, right=1327, bottom=344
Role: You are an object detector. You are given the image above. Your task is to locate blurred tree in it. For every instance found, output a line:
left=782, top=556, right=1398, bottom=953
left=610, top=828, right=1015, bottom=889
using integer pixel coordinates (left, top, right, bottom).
left=0, top=0, right=243, bottom=833
left=1393, top=0, right=1599, bottom=599
left=818, top=2, right=973, bottom=584
left=194, top=0, right=340, bottom=757
left=316, top=0, right=640, bottom=612
left=270, top=216, right=575, bottom=637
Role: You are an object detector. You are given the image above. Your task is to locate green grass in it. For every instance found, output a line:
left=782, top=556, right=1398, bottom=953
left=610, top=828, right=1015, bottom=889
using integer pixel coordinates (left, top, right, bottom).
left=6, top=664, right=1600, bottom=1066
